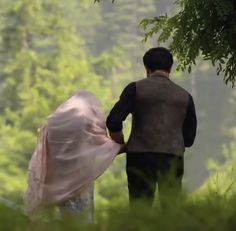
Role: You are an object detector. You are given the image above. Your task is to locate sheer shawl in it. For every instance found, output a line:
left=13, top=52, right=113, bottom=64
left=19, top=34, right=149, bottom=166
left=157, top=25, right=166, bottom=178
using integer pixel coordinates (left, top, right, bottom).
left=24, top=90, right=121, bottom=215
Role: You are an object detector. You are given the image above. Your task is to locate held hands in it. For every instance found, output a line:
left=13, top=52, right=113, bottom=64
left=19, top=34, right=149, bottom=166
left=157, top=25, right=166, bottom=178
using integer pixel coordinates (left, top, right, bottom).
left=118, top=143, right=126, bottom=155
left=108, top=131, right=126, bottom=154
left=108, top=131, right=125, bottom=144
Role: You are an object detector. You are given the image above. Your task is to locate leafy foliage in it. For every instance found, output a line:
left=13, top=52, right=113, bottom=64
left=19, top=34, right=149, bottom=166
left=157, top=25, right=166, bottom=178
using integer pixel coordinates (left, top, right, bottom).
left=140, top=0, right=236, bottom=85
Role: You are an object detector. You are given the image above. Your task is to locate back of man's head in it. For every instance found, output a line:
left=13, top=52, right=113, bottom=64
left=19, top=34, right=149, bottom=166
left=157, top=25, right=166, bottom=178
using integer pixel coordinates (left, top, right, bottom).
left=143, top=47, right=173, bottom=73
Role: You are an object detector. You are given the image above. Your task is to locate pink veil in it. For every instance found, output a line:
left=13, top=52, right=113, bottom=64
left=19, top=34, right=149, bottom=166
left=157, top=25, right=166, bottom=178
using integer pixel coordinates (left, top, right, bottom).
left=24, top=90, right=121, bottom=215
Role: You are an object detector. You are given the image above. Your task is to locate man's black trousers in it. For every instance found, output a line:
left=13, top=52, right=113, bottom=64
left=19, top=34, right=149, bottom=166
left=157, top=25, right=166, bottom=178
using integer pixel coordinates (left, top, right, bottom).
left=126, top=152, right=184, bottom=206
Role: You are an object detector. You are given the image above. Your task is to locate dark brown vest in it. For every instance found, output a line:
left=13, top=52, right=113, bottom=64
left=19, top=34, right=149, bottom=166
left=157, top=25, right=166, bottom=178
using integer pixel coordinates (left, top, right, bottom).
left=126, top=75, right=189, bottom=156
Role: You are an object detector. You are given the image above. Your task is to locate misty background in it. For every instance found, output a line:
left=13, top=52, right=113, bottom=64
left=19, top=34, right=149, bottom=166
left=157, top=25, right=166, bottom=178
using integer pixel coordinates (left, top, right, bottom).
left=0, top=0, right=235, bottom=206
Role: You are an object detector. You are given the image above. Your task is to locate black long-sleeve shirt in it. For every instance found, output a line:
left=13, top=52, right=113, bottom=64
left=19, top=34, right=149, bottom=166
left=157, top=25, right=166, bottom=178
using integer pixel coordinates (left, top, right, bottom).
left=106, top=82, right=197, bottom=148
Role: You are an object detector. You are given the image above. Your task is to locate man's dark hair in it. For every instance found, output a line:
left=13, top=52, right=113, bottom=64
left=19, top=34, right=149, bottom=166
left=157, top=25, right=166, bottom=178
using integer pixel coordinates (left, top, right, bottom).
left=143, top=47, right=173, bottom=72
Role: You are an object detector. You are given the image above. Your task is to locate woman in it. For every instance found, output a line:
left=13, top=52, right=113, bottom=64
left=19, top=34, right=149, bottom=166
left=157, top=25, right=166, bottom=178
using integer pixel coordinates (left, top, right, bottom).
left=24, top=90, right=121, bottom=221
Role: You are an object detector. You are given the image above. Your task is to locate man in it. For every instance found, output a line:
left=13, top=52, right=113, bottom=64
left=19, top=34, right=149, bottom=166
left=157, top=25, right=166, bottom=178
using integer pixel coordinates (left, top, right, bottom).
left=106, top=47, right=197, bottom=206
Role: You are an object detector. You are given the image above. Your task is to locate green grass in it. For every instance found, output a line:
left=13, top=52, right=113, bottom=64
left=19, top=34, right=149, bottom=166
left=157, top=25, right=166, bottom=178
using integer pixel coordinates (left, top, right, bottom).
left=1, top=192, right=236, bottom=231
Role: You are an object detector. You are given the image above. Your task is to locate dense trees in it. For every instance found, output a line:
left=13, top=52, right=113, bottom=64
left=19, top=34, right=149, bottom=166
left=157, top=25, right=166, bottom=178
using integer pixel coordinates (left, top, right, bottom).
left=0, top=0, right=108, bottom=194
left=96, top=0, right=236, bottom=85
left=0, top=0, right=235, bottom=203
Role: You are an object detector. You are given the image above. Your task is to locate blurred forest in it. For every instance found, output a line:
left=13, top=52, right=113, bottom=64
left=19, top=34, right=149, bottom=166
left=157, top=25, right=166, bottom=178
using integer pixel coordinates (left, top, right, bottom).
left=0, top=0, right=235, bottom=211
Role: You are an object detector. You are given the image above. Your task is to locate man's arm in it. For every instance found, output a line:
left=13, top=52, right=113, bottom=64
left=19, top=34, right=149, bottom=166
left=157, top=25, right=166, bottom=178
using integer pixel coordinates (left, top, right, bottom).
left=183, top=94, right=197, bottom=147
left=106, top=82, right=136, bottom=144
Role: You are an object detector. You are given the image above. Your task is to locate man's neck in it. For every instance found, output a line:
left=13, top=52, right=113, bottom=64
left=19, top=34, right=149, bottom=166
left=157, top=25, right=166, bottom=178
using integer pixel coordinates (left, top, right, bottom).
left=149, top=70, right=170, bottom=78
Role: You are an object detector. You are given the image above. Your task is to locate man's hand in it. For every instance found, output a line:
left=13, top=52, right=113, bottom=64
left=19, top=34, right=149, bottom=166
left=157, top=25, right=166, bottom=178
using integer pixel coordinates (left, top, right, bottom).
left=108, top=131, right=126, bottom=154
left=118, top=143, right=126, bottom=154
left=109, top=131, right=125, bottom=145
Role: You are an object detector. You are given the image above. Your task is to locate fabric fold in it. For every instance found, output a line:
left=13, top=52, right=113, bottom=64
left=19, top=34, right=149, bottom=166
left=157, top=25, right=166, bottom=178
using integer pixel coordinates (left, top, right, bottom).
left=24, top=90, right=121, bottom=215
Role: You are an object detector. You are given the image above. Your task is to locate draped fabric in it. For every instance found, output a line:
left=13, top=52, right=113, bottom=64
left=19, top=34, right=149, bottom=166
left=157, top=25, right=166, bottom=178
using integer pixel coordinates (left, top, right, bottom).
left=24, top=90, right=121, bottom=216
